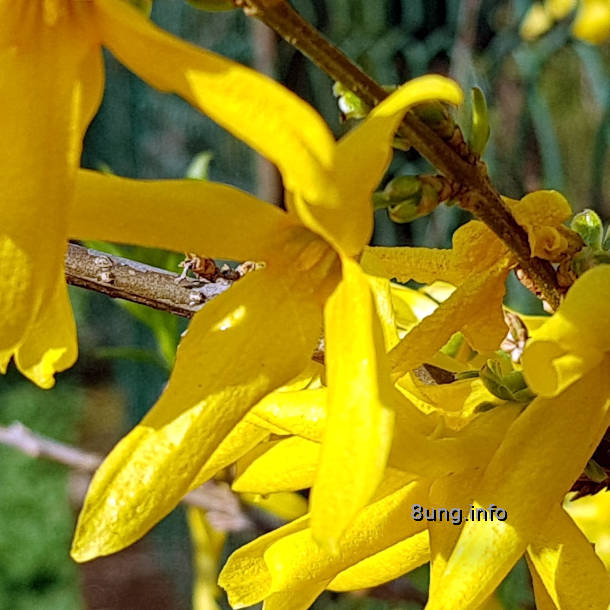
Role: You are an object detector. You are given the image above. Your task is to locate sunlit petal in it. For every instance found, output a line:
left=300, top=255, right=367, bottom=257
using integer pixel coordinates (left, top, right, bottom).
left=311, top=258, right=394, bottom=547
left=72, top=266, right=321, bottom=561
left=70, top=170, right=292, bottom=262
left=427, top=365, right=610, bottom=609
left=14, top=274, right=77, bottom=389
left=94, top=0, right=335, bottom=204
left=527, top=504, right=610, bottom=608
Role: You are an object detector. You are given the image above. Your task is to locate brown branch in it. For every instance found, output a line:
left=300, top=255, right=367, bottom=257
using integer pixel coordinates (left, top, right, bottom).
left=0, top=421, right=253, bottom=532
left=65, top=243, right=233, bottom=319
left=234, top=0, right=562, bottom=310
left=65, top=244, right=326, bottom=362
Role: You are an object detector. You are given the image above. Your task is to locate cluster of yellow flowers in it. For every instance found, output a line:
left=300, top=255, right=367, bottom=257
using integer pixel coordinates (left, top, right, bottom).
left=2, top=1, right=610, bottom=608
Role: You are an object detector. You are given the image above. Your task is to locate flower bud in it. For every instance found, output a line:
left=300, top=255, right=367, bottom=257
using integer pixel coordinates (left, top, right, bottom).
left=571, top=209, right=603, bottom=248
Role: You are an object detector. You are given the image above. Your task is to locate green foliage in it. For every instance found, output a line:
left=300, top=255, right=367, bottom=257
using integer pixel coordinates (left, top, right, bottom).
left=0, top=384, right=83, bottom=610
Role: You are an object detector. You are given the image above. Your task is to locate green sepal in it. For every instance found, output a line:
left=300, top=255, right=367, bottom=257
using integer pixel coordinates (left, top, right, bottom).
left=468, top=87, right=490, bottom=156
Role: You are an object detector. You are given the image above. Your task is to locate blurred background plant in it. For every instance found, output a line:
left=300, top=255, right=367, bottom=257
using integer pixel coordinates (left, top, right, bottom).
left=0, top=1, right=608, bottom=608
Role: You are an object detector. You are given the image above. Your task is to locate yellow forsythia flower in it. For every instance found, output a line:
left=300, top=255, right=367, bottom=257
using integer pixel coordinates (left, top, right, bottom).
left=68, top=61, right=463, bottom=557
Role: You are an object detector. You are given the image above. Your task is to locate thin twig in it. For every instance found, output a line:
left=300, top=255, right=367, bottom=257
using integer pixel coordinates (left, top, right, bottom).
left=65, top=243, right=326, bottom=362
left=0, top=421, right=253, bottom=531
left=65, top=243, right=233, bottom=319
left=234, top=0, right=562, bottom=310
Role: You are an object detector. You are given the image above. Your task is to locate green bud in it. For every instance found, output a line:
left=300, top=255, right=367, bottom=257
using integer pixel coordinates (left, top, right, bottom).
left=186, top=0, right=236, bottom=11
left=603, top=225, right=610, bottom=250
left=468, top=87, right=490, bottom=156
left=571, top=209, right=603, bottom=248
left=127, top=0, right=152, bottom=15
left=480, top=359, right=535, bottom=403
left=383, top=175, right=422, bottom=201
left=332, top=82, right=370, bottom=120
left=388, top=200, right=420, bottom=223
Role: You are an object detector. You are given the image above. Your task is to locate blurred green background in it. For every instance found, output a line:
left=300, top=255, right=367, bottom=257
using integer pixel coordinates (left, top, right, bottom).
left=1, top=1, right=608, bottom=608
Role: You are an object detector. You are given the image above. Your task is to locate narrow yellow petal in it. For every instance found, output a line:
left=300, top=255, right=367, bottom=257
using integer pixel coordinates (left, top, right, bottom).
left=565, top=489, right=610, bottom=571
left=362, top=244, right=459, bottom=285
left=527, top=555, right=560, bottom=610
left=220, top=478, right=429, bottom=607
left=190, top=419, right=270, bottom=490
left=298, top=75, right=462, bottom=255
left=70, top=170, right=292, bottom=261
left=218, top=516, right=311, bottom=608
left=389, top=269, right=509, bottom=376
left=233, top=436, right=320, bottom=494
left=0, top=7, right=101, bottom=352
left=523, top=265, right=610, bottom=397
left=263, top=583, right=329, bottom=610
left=311, top=258, right=395, bottom=547
left=389, top=401, right=522, bottom=478
left=527, top=504, right=610, bottom=608
left=250, top=387, right=327, bottom=442
left=265, top=478, right=429, bottom=592
left=14, top=275, right=77, bottom=389
left=241, top=492, right=308, bottom=522
left=187, top=507, right=225, bottom=610
left=72, top=266, right=321, bottom=561
left=367, top=275, right=400, bottom=350
left=94, top=0, right=335, bottom=204
left=329, top=530, right=429, bottom=591
left=427, top=470, right=484, bottom=598
left=427, top=364, right=610, bottom=610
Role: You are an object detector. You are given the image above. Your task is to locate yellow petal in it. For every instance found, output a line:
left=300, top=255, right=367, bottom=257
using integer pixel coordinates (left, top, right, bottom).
left=565, top=489, right=610, bottom=571
left=265, top=478, right=429, bottom=593
left=219, top=517, right=311, bottom=608
left=220, top=477, right=429, bottom=607
left=241, top=492, right=308, bottom=522
left=187, top=507, right=225, bottom=610
left=362, top=245, right=459, bottom=285
left=190, top=419, right=270, bottom=489
left=427, top=470, right=484, bottom=599
left=14, top=274, right=77, bottom=389
left=367, top=275, right=400, bottom=350
left=263, top=583, right=329, bottom=610
left=520, top=3, right=554, bottom=40
left=522, top=265, right=610, bottom=397
left=302, top=75, right=463, bottom=256
left=93, top=0, right=335, bottom=204
left=328, top=530, right=429, bottom=591
left=389, top=269, right=509, bottom=376
left=71, top=266, right=321, bottom=561
left=572, top=0, right=610, bottom=44
left=427, top=364, right=610, bottom=610
left=389, top=403, right=521, bottom=480
left=311, top=258, right=394, bottom=547
left=507, top=190, right=572, bottom=227
left=250, top=387, right=327, bottom=442
left=527, top=555, right=560, bottom=610
left=70, top=170, right=292, bottom=261
left=527, top=504, right=610, bottom=608
left=233, top=436, right=320, bottom=494
left=0, top=6, right=100, bottom=352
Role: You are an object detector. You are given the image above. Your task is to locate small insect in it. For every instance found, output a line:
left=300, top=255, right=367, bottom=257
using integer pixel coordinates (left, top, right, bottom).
left=176, top=253, right=259, bottom=284
left=177, top=252, right=220, bottom=282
